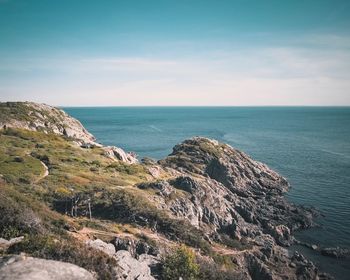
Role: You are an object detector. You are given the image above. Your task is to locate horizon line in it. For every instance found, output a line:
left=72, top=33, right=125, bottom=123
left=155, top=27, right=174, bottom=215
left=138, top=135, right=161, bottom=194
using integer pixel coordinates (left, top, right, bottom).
left=59, top=105, right=350, bottom=108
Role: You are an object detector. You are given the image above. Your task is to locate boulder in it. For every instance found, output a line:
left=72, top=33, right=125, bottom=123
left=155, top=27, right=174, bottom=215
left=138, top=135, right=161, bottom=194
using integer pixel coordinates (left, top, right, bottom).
left=114, top=250, right=155, bottom=280
left=0, top=255, right=95, bottom=280
left=137, top=181, right=174, bottom=197
left=114, top=236, right=158, bottom=257
left=103, top=146, right=138, bottom=164
left=86, top=239, right=116, bottom=257
left=321, top=247, right=350, bottom=259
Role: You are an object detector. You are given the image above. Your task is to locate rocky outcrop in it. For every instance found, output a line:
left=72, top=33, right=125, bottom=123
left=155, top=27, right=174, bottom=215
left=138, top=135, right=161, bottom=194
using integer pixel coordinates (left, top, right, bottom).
left=0, top=102, right=137, bottom=164
left=155, top=138, right=316, bottom=245
left=0, top=102, right=96, bottom=145
left=0, top=103, right=334, bottom=279
left=85, top=238, right=156, bottom=280
left=102, top=146, right=138, bottom=164
left=0, top=255, right=95, bottom=280
left=161, top=137, right=289, bottom=195
left=144, top=137, right=328, bottom=279
left=114, top=250, right=155, bottom=280
left=321, top=247, right=350, bottom=259
left=86, top=239, right=116, bottom=256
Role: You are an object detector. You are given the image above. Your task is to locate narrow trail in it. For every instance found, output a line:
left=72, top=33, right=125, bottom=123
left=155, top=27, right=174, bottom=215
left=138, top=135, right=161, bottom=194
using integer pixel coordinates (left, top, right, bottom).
left=36, top=160, right=49, bottom=182
left=71, top=226, right=178, bottom=248
left=212, top=245, right=254, bottom=256
left=73, top=227, right=254, bottom=256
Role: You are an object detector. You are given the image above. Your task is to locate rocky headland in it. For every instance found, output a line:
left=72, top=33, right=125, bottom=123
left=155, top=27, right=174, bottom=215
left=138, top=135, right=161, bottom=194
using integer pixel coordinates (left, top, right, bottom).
left=0, top=102, right=333, bottom=279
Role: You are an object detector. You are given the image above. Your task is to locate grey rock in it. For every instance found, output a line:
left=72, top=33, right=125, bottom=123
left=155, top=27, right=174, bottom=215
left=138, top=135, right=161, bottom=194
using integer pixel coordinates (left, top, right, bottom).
left=157, top=137, right=316, bottom=246
left=114, top=236, right=158, bottom=257
left=114, top=250, right=155, bottom=280
left=102, top=146, right=138, bottom=164
left=0, top=102, right=137, bottom=164
left=0, top=255, right=95, bottom=280
left=0, top=236, right=24, bottom=251
left=137, top=181, right=173, bottom=197
left=321, top=247, right=350, bottom=259
left=86, top=239, right=116, bottom=257
left=0, top=102, right=96, bottom=145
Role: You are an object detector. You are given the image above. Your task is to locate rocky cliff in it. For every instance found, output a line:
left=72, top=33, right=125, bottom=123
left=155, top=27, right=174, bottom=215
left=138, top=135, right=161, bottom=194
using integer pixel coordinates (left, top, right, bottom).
left=0, top=102, right=332, bottom=280
left=0, top=102, right=96, bottom=144
left=0, top=102, right=137, bottom=164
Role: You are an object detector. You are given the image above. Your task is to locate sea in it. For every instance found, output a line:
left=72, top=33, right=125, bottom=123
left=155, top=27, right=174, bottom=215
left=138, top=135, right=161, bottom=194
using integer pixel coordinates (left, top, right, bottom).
left=64, top=106, right=350, bottom=279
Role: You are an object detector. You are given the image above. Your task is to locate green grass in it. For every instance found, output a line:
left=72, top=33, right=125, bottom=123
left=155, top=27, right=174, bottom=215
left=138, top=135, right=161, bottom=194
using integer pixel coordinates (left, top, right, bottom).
left=0, top=102, right=34, bottom=123
left=0, top=154, right=44, bottom=184
left=0, top=127, right=250, bottom=279
left=0, top=128, right=151, bottom=189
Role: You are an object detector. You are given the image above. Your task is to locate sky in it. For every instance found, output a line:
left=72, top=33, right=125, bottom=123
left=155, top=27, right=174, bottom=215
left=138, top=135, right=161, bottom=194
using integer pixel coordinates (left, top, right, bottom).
left=0, top=0, right=350, bottom=106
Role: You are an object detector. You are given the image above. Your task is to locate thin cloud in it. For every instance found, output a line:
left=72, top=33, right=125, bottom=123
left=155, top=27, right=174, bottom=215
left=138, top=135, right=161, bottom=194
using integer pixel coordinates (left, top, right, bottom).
left=1, top=33, right=350, bottom=105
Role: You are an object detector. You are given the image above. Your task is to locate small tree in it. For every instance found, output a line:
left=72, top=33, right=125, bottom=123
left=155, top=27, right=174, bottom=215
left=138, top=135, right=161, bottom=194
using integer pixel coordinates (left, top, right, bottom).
left=162, top=245, right=199, bottom=280
left=54, top=187, right=72, bottom=215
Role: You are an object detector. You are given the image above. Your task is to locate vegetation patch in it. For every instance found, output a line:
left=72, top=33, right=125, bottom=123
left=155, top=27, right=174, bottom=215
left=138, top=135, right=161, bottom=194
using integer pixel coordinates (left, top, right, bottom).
left=161, top=245, right=200, bottom=280
left=8, top=234, right=119, bottom=280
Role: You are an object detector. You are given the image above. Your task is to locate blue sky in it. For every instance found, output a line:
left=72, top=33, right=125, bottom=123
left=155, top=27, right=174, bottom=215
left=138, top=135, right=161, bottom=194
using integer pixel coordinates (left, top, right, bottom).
left=0, top=0, right=350, bottom=106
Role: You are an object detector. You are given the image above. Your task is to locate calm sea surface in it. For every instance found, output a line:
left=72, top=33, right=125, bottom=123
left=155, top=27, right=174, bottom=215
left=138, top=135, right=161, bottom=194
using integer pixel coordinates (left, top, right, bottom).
left=64, top=107, right=350, bottom=278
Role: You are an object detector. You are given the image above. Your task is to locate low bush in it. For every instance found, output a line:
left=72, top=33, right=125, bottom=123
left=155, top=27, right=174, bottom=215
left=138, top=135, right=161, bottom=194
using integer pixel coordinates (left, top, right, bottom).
left=8, top=234, right=119, bottom=280
left=161, top=245, right=200, bottom=280
left=92, top=189, right=212, bottom=254
left=197, top=257, right=239, bottom=280
left=0, top=185, right=44, bottom=238
left=106, top=162, right=145, bottom=175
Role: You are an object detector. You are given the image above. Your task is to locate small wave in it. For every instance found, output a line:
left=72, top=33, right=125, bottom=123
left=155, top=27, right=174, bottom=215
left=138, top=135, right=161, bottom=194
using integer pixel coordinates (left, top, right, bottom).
left=149, top=125, right=162, bottom=132
left=223, top=133, right=254, bottom=146
left=319, top=149, right=350, bottom=159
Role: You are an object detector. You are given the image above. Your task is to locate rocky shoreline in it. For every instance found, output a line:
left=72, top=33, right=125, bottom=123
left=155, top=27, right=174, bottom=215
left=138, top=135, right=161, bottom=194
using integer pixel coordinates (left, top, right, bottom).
left=0, top=102, right=338, bottom=279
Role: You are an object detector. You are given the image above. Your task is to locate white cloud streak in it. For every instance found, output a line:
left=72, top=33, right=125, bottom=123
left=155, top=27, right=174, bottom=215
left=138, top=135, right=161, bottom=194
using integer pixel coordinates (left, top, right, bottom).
left=1, top=34, right=350, bottom=105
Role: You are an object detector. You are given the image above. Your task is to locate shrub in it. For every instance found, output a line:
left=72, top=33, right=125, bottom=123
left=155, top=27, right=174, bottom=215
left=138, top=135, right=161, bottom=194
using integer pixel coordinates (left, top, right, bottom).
left=197, top=257, right=239, bottom=280
left=13, top=156, right=24, bottom=162
left=0, top=185, right=44, bottom=238
left=219, top=234, right=252, bottom=251
left=8, top=234, right=119, bottom=280
left=91, top=160, right=101, bottom=166
left=162, top=245, right=200, bottom=280
left=92, top=189, right=212, bottom=254
left=106, top=162, right=145, bottom=175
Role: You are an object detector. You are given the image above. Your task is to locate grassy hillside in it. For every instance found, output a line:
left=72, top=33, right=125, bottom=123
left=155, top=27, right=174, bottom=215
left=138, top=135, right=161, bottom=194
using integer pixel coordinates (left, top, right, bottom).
left=0, top=128, right=241, bottom=279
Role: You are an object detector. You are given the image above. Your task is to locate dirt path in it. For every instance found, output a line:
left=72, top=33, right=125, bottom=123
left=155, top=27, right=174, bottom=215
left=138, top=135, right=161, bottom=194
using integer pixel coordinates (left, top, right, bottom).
left=35, top=160, right=49, bottom=182
left=71, top=226, right=178, bottom=249
left=211, top=242, right=258, bottom=256
left=70, top=226, right=255, bottom=257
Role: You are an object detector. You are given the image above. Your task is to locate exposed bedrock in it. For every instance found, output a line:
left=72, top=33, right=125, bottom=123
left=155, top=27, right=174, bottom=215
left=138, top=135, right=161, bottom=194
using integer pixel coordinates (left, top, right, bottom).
left=156, top=137, right=317, bottom=246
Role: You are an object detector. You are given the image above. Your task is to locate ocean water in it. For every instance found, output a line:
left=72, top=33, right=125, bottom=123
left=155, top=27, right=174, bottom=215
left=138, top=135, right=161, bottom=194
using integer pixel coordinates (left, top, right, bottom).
left=64, top=107, right=350, bottom=278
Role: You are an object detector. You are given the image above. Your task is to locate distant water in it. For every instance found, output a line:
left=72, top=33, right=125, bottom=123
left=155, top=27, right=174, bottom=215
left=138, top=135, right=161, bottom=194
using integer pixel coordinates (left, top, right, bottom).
left=64, top=107, right=350, bottom=278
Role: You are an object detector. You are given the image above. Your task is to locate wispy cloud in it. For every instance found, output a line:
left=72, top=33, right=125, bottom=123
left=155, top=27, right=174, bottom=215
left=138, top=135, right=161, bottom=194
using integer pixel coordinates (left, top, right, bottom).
left=79, top=58, right=179, bottom=72
left=1, top=33, right=350, bottom=105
